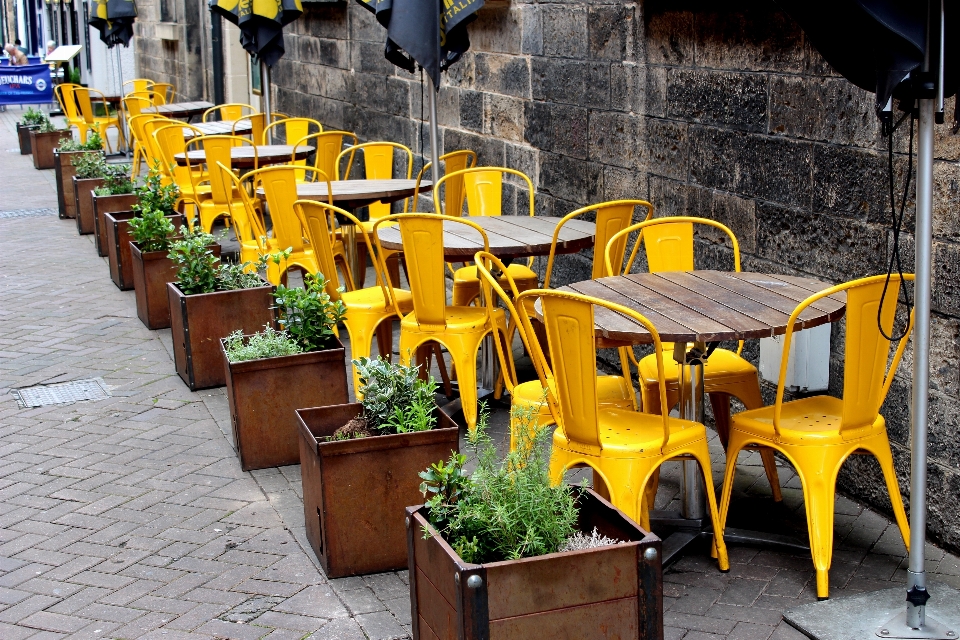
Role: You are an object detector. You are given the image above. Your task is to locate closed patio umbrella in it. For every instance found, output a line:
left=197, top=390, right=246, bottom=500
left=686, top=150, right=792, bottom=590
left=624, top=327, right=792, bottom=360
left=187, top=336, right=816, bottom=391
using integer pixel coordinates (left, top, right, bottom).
left=777, top=1, right=958, bottom=637
left=356, top=0, right=484, bottom=183
left=89, top=0, right=138, bottom=48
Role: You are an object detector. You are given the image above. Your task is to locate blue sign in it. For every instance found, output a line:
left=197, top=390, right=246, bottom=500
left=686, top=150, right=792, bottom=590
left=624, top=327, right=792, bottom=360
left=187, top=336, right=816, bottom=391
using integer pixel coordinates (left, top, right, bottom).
left=0, top=64, right=53, bottom=106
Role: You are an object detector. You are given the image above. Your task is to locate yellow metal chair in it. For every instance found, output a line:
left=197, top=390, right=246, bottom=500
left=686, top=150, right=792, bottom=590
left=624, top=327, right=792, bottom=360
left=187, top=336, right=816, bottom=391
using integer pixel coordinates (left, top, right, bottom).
left=263, top=117, right=323, bottom=147
left=232, top=113, right=267, bottom=144
left=373, top=214, right=508, bottom=431
left=122, top=96, right=155, bottom=175
left=434, top=167, right=540, bottom=307
left=293, top=130, right=359, bottom=183
left=153, top=123, right=208, bottom=213
left=74, top=87, right=126, bottom=153
left=186, top=135, right=257, bottom=232
left=131, top=115, right=170, bottom=174
left=414, top=149, right=477, bottom=214
left=55, top=84, right=89, bottom=142
left=221, top=162, right=271, bottom=265
left=247, top=165, right=323, bottom=283
left=152, top=82, right=175, bottom=104
left=475, top=251, right=636, bottom=449
left=604, top=216, right=784, bottom=502
left=517, top=288, right=730, bottom=572
left=719, top=274, right=913, bottom=599
left=295, top=199, right=414, bottom=395
left=123, top=79, right=154, bottom=95
left=202, top=103, right=255, bottom=122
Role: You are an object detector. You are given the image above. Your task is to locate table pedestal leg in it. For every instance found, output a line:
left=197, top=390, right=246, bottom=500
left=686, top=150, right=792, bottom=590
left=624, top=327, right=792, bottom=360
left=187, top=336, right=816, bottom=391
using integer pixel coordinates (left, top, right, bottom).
left=677, top=342, right=706, bottom=521
left=342, top=222, right=359, bottom=286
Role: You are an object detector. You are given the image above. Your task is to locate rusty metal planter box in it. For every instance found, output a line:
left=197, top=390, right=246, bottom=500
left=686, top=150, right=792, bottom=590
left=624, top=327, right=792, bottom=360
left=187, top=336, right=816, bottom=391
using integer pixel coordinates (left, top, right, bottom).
left=296, top=403, right=461, bottom=578
left=131, top=242, right=220, bottom=330
left=17, top=123, right=38, bottom=154
left=30, top=130, right=72, bottom=169
left=73, top=177, right=105, bottom=235
left=93, top=193, right=139, bottom=256
left=168, top=281, right=275, bottom=390
left=407, top=489, right=664, bottom=640
left=55, top=150, right=98, bottom=219
left=221, top=338, right=349, bottom=472
left=106, top=211, right=183, bottom=290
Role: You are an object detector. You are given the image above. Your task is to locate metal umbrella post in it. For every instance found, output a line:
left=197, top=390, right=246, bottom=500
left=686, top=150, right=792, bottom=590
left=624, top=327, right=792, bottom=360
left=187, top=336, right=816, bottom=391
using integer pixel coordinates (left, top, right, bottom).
left=261, top=59, right=271, bottom=142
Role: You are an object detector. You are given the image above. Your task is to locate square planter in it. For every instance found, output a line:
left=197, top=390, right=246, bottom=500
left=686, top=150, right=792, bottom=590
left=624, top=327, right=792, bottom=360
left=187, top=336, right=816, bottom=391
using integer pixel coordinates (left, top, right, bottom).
left=55, top=150, right=98, bottom=219
left=17, top=123, right=38, bottom=154
left=296, top=403, right=461, bottom=578
left=106, top=211, right=183, bottom=290
left=222, top=338, right=350, bottom=472
left=407, top=489, right=664, bottom=640
left=168, top=281, right=275, bottom=390
left=131, top=242, right=221, bottom=330
left=94, top=193, right=139, bottom=256
left=30, top=130, right=72, bottom=169
left=73, top=177, right=105, bottom=235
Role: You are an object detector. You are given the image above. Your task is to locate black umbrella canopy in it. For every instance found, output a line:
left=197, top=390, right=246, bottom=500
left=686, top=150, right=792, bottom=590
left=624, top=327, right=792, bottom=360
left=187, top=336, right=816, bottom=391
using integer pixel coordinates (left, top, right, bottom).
left=89, top=0, right=138, bottom=48
left=210, top=0, right=302, bottom=67
left=776, top=0, right=960, bottom=117
left=357, top=0, right=484, bottom=88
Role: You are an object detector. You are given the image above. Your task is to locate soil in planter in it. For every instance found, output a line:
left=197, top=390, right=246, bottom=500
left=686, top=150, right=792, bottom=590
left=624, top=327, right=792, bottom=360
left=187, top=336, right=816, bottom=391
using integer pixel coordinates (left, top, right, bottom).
left=331, top=416, right=372, bottom=440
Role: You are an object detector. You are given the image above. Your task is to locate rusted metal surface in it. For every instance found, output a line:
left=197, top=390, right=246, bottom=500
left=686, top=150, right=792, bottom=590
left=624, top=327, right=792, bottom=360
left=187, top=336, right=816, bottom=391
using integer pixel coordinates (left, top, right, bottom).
left=132, top=242, right=220, bottom=330
left=407, top=489, right=664, bottom=640
left=73, top=177, right=106, bottom=235
left=297, top=404, right=460, bottom=578
left=167, top=282, right=274, bottom=390
left=93, top=194, right=139, bottom=256
left=31, top=131, right=72, bottom=169
left=107, top=212, right=182, bottom=290
left=222, top=338, right=348, bottom=471
left=55, top=150, right=94, bottom=219
left=17, top=123, right=36, bottom=154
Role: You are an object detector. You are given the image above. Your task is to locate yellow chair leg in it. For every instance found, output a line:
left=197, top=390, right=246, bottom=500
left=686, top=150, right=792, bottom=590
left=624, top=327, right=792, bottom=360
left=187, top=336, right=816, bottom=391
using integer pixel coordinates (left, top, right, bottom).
left=866, top=437, right=911, bottom=552
left=795, top=449, right=844, bottom=599
left=689, top=445, right=729, bottom=571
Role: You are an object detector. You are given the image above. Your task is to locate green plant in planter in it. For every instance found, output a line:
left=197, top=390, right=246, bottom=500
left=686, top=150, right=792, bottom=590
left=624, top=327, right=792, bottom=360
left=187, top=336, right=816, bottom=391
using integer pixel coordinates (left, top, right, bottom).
left=94, top=163, right=134, bottom=195
left=341, top=357, right=439, bottom=440
left=19, top=107, right=46, bottom=127
left=223, top=326, right=302, bottom=363
left=60, top=132, right=103, bottom=152
left=36, top=118, right=62, bottom=134
left=68, top=67, right=81, bottom=85
left=72, top=152, right=107, bottom=179
left=133, top=164, right=179, bottom=216
left=274, top=272, right=346, bottom=353
left=419, top=403, right=580, bottom=564
left=128, top=208, right=176, bottom=253
left=168, top=225, right=271, bottom=295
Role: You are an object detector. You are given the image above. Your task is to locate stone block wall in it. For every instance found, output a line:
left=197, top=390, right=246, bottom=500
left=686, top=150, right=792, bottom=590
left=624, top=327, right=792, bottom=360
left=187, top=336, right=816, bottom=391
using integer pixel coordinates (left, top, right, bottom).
left=133, top=0, right=209, bottom=102
left=136, top=0, right=960, bottom=553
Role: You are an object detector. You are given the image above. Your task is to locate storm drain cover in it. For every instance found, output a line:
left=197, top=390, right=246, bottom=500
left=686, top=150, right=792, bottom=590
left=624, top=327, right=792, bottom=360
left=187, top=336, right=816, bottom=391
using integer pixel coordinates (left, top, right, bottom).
left=13, top=378, right=111, bottom=408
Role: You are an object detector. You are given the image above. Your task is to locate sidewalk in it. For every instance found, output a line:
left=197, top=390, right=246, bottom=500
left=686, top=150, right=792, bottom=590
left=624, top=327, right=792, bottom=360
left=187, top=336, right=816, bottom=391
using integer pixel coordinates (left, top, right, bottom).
left=1, top=106, right=959, bottom=640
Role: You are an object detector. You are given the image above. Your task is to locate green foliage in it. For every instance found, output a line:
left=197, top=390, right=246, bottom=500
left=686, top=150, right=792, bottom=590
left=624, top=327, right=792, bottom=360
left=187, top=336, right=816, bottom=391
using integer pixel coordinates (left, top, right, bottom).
left=99, top=163, right=134, bottom=194
left=59, top=132, right=103, bottom=152
left=68, top=67, right=81, bottom=85
left=353, top=357, right=438, bottom=434
left=216, top=255, right=269, bottom=291
left=421, top=403, right=580, bottom=564
left=168, top=226, right=219, bottom=295
left=274, top=272, right=346, bottom=353
left=37, top=118, right=61, bottom=133
left=19, top=107, right=46, bottom=126
left=222, top=327, right=303, bottom=363
left=71, top=152, right=106, bottom=179
left=133, top=164, right=179, bottom=216
left=128, top=208, right=176, bottom=253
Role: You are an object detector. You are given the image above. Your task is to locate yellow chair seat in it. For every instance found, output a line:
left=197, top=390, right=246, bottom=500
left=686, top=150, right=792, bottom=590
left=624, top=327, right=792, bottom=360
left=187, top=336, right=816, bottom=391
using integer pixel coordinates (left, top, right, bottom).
left=342, top=287, right=412, bottom=316
left=638, top=346, right=759, bottom=390
left=729, top=395, right=869, bottom=444
left=453, top=263, right=538, bottom=307
left=401, top=305, right=492, bottom=332
left=554, top=406, right=707, bottom=458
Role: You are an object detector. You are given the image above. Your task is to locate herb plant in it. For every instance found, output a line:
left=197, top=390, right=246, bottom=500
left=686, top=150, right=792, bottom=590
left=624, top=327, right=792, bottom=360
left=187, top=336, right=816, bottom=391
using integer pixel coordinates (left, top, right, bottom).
left=19, top=107, right=46, bottom=126
left=353, top=357, right=438, bottom=433
left=60, top=132, right=103, bottom=152
left=420, top=404, right=580, bottom=564
left=133, top=164, right=179, bottom=216
left=222, top=327, right=302, bottom=363
left=274, top=272, right=346, bottom=352
left=72, top=152, right=107, bottom=179
left=96, top=163, right=134, bottom=195
left=37, top=118, right=61, bottom=134
left=168, top=226, right=220, bottom=295
left=216, top=258, right=269, bottom=291
left=129, top=208, right=176, bottom=253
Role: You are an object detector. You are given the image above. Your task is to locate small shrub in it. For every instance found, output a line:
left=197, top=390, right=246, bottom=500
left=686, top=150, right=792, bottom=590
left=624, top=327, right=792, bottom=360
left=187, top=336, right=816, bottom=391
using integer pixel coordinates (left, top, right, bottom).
left=168, top=226, right=268, bottom=295
left=96, top=163, right=134, bottom=195
left=60, top=132, right=103, bottom=152
left=36, top=118, right=61, bottom=134
left=274, top=272, right=346, bottom=353
left=133, top=163, right=179, bottom=216
left=72, top=152, right=107, bottom=179
left=222, top=327, right=302, bottom=363
left=68, top=67, right=81, bottom=85
left=353, top=357, right=438, bottom=435
left=19, top=107, right=46, bottom=126
left=129, top=208, right=176, bottom=253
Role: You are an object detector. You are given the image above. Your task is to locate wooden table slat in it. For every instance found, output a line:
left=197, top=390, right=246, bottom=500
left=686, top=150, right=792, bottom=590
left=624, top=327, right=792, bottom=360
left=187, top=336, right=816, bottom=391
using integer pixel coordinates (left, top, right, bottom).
left=567, top=280, right=694, bottom=344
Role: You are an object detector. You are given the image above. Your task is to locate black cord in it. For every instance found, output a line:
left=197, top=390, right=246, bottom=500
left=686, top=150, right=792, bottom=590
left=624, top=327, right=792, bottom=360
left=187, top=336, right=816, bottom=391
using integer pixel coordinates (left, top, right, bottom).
left=877, top=109, right=915, bottom=342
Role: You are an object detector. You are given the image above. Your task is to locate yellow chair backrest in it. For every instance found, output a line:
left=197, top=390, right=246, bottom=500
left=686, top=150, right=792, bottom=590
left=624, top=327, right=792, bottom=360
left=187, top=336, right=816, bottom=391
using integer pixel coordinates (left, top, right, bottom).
left=337, top=142, right=414, bottom=219
left=74, top=87, right=109, bottom=125
left=122, top=95, right=152, bottom=119
left=774, top=275, right=914, bottom=436
left=516, top=289, right=671, bottom=452
left=123, top=79, right=154, bottom=95
left=233, top=113, right=266, bottom=144
left=373, top=214, right=488, bottom=327
left=294, top=131, right=359, bottom=182
left=154, top=123, right=203, bottom=184
left=153, top=82, right=175, bottom=103
left=263, top=117, right=322, bottom=146
left=415, top=150, right=477, bottom=214
left=249, top=166, right=311, bottom=253
left=57, top=84, right=83, bottom=122
left=226, top=163, right=269, bottom=247
left=203, top=103, right=255, bottom=122
left=136, top=116, right=171, bottom=171
left=193, top=136, right=250, bottom=204
left=436, top=166, right=535, bottom=219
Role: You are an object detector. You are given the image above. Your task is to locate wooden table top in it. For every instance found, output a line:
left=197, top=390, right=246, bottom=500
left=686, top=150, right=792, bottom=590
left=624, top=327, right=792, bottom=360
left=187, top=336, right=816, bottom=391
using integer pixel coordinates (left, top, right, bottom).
left=143, top=101, right=214, bottom=118
left=559, top=271, right=845, bottom=345
left=291, top=179, right=432, bottom=210
left=377, top=215, right=596, bottom=261
left=173, top=144, right=312, bottom=168
left=183, top=120, right=253, bottom=138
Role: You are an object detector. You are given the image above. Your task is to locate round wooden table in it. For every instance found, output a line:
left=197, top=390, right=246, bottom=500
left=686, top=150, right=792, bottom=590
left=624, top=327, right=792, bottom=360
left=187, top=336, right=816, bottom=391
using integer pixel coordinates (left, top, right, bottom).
left=376, top=215, right=596, bottom=262
left=557, top=269, right=845, bottom=562
left=292, top=179, right=432, bottom=211
left=173, top=144, right=313, bottom=169
left=182, top=120, right=253, bottom=139
left=142, top=101, right=215, bottom=120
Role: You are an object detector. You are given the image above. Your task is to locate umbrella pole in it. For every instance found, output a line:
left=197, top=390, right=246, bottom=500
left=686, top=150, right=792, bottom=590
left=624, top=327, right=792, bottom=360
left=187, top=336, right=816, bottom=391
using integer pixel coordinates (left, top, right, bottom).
left=428, top=83, right=440, bottom=189
left=261, top=60, right=272, bottom=142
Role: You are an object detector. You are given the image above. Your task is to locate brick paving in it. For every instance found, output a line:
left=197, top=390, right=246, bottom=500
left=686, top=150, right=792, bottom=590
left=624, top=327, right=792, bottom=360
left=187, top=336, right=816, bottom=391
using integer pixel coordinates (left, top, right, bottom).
left=2, top=107, right=960, bottom=640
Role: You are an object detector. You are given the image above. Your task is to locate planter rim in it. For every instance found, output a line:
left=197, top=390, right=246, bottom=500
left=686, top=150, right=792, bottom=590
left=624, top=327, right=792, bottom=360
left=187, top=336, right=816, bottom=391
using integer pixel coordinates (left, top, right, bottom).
left=132, top=240, right=216, bottom=260
left=409, top=488, right=656, bottom=569
left=170, top=280, right=273, bottom=299
left=220, top=336, right=346, bottom=372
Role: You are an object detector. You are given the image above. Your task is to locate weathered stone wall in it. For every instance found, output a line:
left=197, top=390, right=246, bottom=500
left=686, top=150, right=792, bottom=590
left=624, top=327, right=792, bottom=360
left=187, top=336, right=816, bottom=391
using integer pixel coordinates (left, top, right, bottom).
left=141, top=0, right=960, bottom=552
left=133, top=0, right=209, bottom=101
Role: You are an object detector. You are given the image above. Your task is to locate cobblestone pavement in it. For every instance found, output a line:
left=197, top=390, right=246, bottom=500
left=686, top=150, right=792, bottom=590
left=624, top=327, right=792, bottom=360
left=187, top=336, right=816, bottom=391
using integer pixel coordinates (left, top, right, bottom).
left=2, top=108, right=960, bottom=640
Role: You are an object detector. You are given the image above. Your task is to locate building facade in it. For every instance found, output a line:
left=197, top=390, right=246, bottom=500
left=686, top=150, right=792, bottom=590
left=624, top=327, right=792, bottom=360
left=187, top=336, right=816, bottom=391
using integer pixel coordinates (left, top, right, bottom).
left=134, top=0, right=960, bottom=553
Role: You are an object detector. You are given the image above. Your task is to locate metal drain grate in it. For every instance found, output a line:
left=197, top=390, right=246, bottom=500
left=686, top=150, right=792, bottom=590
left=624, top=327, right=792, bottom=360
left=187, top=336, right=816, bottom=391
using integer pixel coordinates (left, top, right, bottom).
left=13, top=378, right=111, bottom=408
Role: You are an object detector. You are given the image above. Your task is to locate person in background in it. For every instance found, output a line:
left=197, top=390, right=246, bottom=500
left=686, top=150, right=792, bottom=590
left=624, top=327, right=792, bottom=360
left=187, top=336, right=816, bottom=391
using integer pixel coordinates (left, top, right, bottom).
left=14, top=39, right=28, bottom=56
left=46, top=41, right=56, bottom=57
left=4, top=44, right=28, bottom=66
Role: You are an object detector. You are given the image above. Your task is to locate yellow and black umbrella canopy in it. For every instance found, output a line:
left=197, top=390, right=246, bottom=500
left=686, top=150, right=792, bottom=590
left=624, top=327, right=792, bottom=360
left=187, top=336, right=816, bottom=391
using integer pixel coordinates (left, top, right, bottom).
left=89, top=0, right=138, bottom=48
left=210, top=0, right=302, bottom=68
left=357, top=0, right=483, bottom=88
